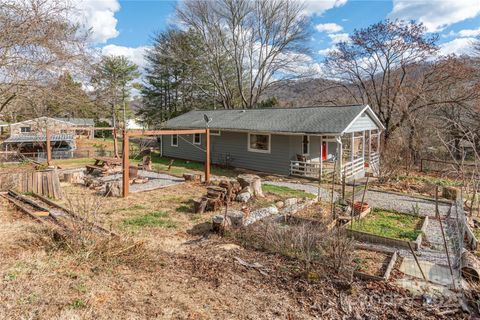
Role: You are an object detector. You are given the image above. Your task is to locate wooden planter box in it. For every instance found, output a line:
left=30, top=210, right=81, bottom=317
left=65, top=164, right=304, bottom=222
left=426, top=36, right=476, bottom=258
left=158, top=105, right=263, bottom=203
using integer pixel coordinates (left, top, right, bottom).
left=345, top=211, right=428, bottom=251
left=353, top=247, right=398, bottom=281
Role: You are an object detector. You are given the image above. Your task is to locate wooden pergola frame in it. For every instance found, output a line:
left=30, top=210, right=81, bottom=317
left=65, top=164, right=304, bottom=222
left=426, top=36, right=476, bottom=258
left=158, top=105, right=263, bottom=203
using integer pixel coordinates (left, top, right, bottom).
left=121, top=128, right=211, bottom=198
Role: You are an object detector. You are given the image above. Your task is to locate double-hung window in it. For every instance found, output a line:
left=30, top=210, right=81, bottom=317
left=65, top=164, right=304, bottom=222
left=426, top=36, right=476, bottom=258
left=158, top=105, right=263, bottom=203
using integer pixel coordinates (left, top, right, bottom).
left=248, top=133, right=270, bottom=153
left=171, top=134, right=178, bottom=147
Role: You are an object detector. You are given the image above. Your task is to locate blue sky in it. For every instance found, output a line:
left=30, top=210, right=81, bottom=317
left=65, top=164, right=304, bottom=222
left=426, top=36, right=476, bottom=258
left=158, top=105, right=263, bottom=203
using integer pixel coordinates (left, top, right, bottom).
left=87, top=0, right=480, bottom=69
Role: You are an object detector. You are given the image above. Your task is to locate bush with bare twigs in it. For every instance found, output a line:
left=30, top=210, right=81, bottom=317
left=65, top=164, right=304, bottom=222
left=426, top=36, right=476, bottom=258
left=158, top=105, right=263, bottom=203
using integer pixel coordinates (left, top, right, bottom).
left=233, top=219, right=354, bottom=278
left=37, top=192, right=147, bottom=267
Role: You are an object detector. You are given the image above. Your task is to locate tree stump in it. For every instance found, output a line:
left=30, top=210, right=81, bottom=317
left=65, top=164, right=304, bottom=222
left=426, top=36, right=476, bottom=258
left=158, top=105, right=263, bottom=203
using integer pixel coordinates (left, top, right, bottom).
left=194, top=197, right=208, bottom=214
left=442, top=186, right=459, bottom=200
left=63, top=171, right=84, bottom=184
left=237, top=174, right=264, bottom=198
left=105, top=181, right=121, bottom=197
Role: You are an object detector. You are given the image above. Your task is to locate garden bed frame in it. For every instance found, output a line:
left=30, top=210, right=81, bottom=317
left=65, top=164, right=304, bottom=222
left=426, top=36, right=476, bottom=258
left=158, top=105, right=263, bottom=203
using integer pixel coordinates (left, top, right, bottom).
left=353, top=245, right=398, bottom=281
left=345, top=209, right=428, bottom=251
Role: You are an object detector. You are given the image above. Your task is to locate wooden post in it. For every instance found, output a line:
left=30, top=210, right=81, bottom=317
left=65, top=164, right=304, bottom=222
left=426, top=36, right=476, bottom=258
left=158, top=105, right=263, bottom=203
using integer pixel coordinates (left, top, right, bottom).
left=46, top=128, right=51, bottom=166
left=319, top=136, right=323, bottom=178
left=113, top=128, right=119, bottom=158
left=351, top=132, right=354, bottom=163
left=205, top=128, right=210, bottom=183
left=122, top=129, right=129, bottom=198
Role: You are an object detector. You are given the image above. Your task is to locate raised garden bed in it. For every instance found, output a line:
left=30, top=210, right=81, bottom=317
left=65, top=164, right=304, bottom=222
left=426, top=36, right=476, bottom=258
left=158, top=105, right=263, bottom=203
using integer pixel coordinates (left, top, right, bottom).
left=346, top=209, right=428, bottom=250
left=353, top=247, right=398, bottom=281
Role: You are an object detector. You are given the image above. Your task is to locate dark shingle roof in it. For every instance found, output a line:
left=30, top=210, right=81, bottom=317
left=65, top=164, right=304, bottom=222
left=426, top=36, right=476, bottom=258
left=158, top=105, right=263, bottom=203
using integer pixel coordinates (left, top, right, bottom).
left=164, top=105, right=369, bottom=134
left=4, top=134, right=74, bottom=143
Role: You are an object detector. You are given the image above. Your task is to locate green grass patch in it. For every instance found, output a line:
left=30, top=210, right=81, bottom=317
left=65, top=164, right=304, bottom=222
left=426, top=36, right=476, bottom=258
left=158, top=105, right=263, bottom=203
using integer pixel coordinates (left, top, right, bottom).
left=262, top=184, right=316, bottom=200
left=134, top=153, right=236, bottom=177
left=123, top=211, right=177, bottom=229
left=350, top=209, right=423, bottom=241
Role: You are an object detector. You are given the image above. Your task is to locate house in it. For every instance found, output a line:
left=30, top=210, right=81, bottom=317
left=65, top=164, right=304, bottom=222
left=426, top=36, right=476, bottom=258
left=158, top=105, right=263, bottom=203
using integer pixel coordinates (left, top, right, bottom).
left=161, top=105, right=385, bottom=180
left=2, top=117, right=86, bottom=154
left=53, top=117, right=95, bottom=138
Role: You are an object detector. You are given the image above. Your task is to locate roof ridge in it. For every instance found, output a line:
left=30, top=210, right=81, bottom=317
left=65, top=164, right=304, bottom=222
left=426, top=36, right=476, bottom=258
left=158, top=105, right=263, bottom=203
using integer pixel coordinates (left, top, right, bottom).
left=189, top=104, right=365, bottom=112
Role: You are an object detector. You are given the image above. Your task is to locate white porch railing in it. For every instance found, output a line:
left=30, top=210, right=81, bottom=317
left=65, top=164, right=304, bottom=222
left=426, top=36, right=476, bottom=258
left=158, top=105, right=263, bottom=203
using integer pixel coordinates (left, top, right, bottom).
left=341, top=157, right=365, bottom=179
left=290, top=161, right=335, bottom=179
left=368, top=152, right=380, bottom=176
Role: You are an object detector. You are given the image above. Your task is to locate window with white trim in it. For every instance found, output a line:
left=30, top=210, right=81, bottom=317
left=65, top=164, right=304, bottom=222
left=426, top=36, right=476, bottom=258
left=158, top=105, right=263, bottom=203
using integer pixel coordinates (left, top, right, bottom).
left=171, top=134, right=178, bottom=147
left=248, top=133, right=270, bottom=153
left=21, top=127, right=31, bottom=133
left=193, top=133, right=201, bottom=145
left=302, top=135, right=309, bottom=155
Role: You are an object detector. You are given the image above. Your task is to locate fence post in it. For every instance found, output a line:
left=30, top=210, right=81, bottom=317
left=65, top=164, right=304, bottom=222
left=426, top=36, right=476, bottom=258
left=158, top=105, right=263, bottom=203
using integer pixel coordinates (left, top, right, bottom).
left=204, top=128, right=210, bottom=183
left=122, top=129, right=129, bottom=198
left=46, top=128, right=51, bottom=166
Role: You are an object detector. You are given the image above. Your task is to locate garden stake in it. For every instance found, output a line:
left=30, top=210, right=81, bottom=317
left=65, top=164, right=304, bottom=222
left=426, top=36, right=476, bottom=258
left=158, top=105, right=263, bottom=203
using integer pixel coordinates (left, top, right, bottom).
left=408, top=242, right=427, bottom=282
left=350, top=179, right=355, bottom=229
left=359, top=176, right=369, bottom=222
left=438, top=216, right=456, bottom=290
left=330, top=161, right=337, bottom=219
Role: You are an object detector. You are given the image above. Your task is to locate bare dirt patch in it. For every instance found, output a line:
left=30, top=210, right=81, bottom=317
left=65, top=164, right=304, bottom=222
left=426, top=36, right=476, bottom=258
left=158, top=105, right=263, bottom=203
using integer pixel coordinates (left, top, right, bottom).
left=0, top=181, right=466, bottom=319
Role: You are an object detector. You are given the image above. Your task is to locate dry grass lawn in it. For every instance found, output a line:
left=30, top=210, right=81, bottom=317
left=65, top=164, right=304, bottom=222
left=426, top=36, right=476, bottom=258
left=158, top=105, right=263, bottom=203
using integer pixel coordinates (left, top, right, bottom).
left=0, top=179, right=462, bottom=319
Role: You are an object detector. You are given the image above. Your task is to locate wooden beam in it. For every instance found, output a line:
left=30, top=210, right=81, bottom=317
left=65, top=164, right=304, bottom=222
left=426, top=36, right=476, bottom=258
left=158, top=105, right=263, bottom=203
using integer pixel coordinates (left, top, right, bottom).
left=113, top=127, right=119, bottom=158
left=128, top=129, right=207, bottom=137
left=46, top=128, right=51, bottom=166
left=122, top=129, right=129, bottom=198
left=205, top=128, right=210, bottom=183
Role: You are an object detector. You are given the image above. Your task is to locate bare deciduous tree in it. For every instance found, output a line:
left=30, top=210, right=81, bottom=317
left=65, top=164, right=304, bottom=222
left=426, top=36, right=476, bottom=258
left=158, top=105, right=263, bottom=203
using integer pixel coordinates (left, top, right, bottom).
left=0, top=0, right=89, bottom=118
left=177, top=0, right=312, bottom=109
left=324, top=20, right=479, bottom=152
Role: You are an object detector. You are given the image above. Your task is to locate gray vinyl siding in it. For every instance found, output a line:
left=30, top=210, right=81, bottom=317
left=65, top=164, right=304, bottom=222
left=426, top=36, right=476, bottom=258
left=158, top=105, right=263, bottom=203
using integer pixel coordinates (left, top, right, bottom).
left=162, top=131, right=292, bottom=175
left=344, top=112, right=378, bottom=133
left=162, top=132, right=341, bottom=175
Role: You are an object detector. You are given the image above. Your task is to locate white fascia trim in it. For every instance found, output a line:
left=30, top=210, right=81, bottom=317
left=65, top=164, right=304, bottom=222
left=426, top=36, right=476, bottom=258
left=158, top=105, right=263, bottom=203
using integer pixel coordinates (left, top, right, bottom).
left=341, top=105, right=385, bottom=134
left=247, top=132, right=271, bottom=154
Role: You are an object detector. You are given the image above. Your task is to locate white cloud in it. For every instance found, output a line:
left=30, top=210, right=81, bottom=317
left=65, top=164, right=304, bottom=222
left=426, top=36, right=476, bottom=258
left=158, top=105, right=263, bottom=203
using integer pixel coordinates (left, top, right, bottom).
left=101, top=45, right=150, bottom=69
left=389, top=0, right=480, bottom=32
left=439, top=37, right=476, bottom=56
left=314, top=23, right=343, bottom=33
left=73, top=0, right=121, bottom=43
left=302, top=0, right=347, bottom=16
left=328, top=33, right=350, bottom=44
left=318, top=47, right=337, bottom=56
left=458, top=28, right=480, bottom=37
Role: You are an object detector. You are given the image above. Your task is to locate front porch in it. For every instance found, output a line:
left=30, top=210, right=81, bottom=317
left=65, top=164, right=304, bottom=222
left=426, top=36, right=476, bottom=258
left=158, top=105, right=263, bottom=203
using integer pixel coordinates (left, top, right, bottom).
left=290, top=130, right=381, bottom=181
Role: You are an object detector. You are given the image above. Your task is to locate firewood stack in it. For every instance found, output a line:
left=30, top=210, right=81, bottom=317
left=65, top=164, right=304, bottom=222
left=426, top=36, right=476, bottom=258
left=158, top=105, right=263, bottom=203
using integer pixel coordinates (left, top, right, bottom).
left=193, top=179, right=242, bottom=214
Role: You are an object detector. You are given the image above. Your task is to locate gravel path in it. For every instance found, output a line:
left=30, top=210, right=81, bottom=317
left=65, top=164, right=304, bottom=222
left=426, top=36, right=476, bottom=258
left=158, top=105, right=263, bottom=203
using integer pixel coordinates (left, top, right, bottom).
left=356, top=190, right=452, bottom=217
left=263, top=181, right=339, bottom=201
left=100, top=171, right=184, bottom=193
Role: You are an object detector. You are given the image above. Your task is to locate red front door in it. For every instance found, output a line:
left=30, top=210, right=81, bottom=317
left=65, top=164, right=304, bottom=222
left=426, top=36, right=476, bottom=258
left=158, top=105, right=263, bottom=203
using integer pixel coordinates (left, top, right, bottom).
left=322, top=142, right=327, bottom=160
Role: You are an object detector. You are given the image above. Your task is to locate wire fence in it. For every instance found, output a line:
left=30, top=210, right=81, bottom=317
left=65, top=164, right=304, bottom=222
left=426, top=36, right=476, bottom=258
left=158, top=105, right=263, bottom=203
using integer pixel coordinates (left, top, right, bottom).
left=0, top=150, right=116, bottom=163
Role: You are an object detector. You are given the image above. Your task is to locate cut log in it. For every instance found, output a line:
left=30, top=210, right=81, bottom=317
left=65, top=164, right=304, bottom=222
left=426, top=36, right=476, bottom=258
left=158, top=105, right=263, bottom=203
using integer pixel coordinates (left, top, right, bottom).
left=194, top=197, right=208, bottom=214
left=183, top=173, right=202, bottom=182
left=237, top=174, right=264, bottom=198
left=63, top=171, right=84, bottom=184
left=461, top=249, right=480, bottom=282
left=206, top=198, right=223, bottom=211
left=104, top=181, right=121, bottom=197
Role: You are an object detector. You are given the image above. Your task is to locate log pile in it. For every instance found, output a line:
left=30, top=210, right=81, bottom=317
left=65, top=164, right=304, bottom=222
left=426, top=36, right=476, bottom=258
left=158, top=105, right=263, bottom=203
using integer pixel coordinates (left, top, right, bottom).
left=193, top=177, right=254, bottom=214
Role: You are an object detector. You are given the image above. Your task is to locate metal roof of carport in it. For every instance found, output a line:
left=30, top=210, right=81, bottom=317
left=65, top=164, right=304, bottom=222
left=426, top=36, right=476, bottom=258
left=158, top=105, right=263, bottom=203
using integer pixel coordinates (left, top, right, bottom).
left=4, top=134, right=74, bottom=143
left=164, top=105, right=384, bottom=134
